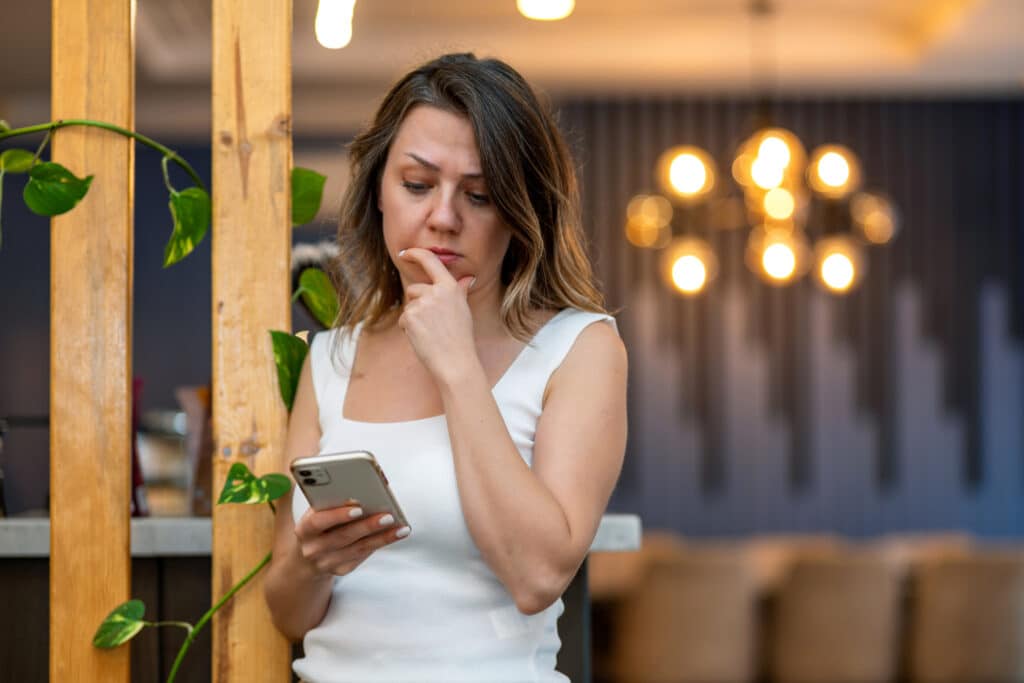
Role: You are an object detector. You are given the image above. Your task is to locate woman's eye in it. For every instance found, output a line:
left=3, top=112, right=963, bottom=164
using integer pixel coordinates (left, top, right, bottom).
left=402, top=181, right=429, bottom=194
left=467, top=192, right=490, bottom=205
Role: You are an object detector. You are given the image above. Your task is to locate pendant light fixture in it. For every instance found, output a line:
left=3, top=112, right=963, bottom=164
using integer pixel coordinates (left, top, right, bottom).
left=625, top=0, right=899, bottom=296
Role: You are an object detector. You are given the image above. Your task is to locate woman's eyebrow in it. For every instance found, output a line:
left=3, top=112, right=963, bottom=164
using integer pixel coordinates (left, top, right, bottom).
left=404, top=152, right=483, bottom=180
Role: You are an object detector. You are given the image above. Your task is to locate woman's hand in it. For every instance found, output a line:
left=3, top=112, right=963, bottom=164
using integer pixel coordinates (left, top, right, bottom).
left=293, top=503, right=409, bottom=577
left=396, top=247, right=478, bottom=384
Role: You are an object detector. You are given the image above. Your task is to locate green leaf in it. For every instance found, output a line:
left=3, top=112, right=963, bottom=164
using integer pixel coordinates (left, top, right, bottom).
left=22, top=162, right=93, bottom=216
left=93, top=599, right=147, bottom=649
left=163, top=187, right=211, bottom=267
left=0, top=120, right=10, bottom=132
left=270, top=329, right=309, bottom=412
left=298, top=267, right=340, bottom=328
left=0, top=149, right=35, bottom=174
left=291, top=167, right=327, bottom=226
left=217, top=462, right=292, bottom=505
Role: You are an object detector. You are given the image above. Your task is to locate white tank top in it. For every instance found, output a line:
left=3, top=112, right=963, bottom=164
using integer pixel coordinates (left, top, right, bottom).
left=292, top=307, right=617, bottom=683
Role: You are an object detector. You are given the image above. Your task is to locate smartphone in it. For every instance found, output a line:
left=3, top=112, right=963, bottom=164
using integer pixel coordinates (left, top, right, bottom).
left=291, top=450, right=408, bottom=528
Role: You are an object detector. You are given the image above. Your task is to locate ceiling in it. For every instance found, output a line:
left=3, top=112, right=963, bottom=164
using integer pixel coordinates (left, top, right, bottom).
left=1, top=0, right=1022, bottom=138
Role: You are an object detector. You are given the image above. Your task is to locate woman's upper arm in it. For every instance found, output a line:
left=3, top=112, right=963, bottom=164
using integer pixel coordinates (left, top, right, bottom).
left=531, top=319, right=628, bottom=565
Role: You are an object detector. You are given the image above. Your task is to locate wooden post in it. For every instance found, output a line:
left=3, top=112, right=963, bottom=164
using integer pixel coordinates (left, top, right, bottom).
left=49, top=0, right=134, bottom=681
left=211, top=0, right=293, bottom=680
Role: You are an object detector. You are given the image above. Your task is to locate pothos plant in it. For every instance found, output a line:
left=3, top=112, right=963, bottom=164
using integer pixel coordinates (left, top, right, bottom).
left=0, top=118, right=341, bottom=681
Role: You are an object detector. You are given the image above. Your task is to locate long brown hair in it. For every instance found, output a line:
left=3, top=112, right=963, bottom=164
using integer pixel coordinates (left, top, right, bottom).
left=331, top=52, right=606, bottom=342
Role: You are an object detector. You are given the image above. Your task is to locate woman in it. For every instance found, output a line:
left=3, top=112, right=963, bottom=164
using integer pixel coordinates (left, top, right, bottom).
left=265, top=53, right=627, bottom=682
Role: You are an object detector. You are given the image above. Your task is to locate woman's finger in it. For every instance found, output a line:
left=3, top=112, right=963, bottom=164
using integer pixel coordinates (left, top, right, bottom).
left=398, top=247, right=456, bottom=285
left=295, top=504, right=364, bottom=541
left=403, top=283, right=432, bottom=301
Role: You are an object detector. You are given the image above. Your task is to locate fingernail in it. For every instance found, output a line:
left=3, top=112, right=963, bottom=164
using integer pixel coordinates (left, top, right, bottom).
left=470, top=277, right=477, bottom=289
left=398, top=249, right=406, bottom=257
left=395, top=526, right=411, bottom=539
left=379, top=514, right=395, bottom=527
left=349, top=507, right=363, bottom=519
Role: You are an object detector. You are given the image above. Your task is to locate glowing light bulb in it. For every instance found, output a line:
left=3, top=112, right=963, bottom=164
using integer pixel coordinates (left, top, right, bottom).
left=315, top=0, right=356, bottom=49
left=764, top=187, right=795, bottom=220
left=817, top=151, right=850, bottom=188
left=751, top=156, right=784, bottom=189
left=671, top=254, right=707, bottom=293
left=821, top=252, right=855, bottom=291
left=517, top=0, right=575, bottom=21
left=758, top=136, right=791, bottom=169
left=762, top=243, right=796, bottom=280
left=669, top=153, right=708, bottom=195
left=732, top=152, right=755, bottom=187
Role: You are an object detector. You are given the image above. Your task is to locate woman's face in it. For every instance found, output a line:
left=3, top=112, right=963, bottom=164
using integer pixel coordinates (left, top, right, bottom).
left=378, top=105, right=512, bottom=292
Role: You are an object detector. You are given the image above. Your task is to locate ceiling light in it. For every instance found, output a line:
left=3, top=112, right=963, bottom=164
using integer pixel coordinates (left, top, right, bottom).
left=661, top=237, right=719, bottom=296
left=657, top=146, right=716, bottom=201
left=814, top=236, right=866, bottom=293
left=517, top=0, right=575, bottom=21
left=315, top=0, right=356, bottom=50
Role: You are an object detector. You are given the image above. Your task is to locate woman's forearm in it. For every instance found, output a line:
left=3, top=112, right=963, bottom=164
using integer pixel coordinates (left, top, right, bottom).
left=264, top=543, right=335, bottom=642
left=438, top=361, right=580, bottom=614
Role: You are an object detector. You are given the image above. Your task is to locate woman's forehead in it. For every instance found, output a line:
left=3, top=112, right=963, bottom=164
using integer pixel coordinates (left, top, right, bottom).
left=389, top=105, right=482, bottom=171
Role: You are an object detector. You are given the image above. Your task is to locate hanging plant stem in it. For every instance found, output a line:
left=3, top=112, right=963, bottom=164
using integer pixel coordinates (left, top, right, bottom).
left=165, top=550, right=273, bottom=683
left=0, top=119, right=205, bottom=191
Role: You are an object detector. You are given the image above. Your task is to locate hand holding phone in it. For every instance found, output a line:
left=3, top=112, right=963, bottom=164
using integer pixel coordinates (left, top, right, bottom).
left=290, top=451, right=410, bottom=576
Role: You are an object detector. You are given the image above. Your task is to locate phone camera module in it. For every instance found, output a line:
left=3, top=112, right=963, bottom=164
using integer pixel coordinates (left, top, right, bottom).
left=303, top=477, right=317, bottom=486
left=298, top=470, right=312, bottom=477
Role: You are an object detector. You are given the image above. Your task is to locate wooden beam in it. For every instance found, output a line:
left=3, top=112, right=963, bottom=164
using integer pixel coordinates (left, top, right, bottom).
left=49, top=0, right=135, bottom=681
left=211, top=0, right=293, bottom=680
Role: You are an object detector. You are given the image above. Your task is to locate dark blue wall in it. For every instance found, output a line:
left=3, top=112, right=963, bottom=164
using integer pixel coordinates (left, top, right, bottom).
left=559, top=97, right=1024, bottom=537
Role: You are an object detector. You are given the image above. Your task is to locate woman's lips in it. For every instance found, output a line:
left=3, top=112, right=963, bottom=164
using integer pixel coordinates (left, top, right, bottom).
left=426, top=248, right=460, bottom=265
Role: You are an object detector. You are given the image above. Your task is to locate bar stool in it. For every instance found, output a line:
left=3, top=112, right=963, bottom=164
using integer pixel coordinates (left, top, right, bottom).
left=769, top=550, right=904, bottom=683
left=608, top=544, right=756, bottom=683
left=907, top=550, right=1024, bottom=683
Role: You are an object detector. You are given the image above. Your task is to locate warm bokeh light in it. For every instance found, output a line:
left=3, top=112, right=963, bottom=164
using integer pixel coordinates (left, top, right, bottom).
left=625, top=194, right=672, bottom=248
left=813, top=236, right=865, bottom=294
left=808, top=145, right=861, bottom=199
left=762, top=243, right=796, bottom=280
left=820, top=252, right=855, bottom=291
left=669, top=154, right=708, bottom=195
left=758, top=135, right=791, bottom=169
left=750, top=156, right=785, bottom=190
left=732, top=152, right=755, bottom=187
left=631, top=127, right=891, bottom=291
left=627, top=194, right=673, bottom=225
left=517, top=0, right=575, bottom=21
left=817, top=152, right=849, bottom=187
left=625, top=217, right=669, bottom=248
left=764, top=187, right=796, bottom=220
left=657, top=146, right=716, bottom=201
left=661, top=237, right=718, bottom=295
left=315, top=0, right=357, bottom=49
left=671, top=254, right=708, bottom=293
left=851, top=192, right=899, bottom=244
left=745, top=225, right=811, bottom=284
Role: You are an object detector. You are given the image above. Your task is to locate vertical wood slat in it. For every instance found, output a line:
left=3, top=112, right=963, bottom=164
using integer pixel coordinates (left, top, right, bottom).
left=211, top=0, right=292, bottom=680
left=50, top=0, right=135, bottom=681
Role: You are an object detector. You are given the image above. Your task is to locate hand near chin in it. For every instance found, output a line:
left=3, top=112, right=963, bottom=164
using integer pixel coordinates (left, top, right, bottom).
left=397, top=247, right=478, bottom=384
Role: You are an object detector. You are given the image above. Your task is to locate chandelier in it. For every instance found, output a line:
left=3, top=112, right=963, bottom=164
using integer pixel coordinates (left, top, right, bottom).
left=624, top=2, right=899, bottom=297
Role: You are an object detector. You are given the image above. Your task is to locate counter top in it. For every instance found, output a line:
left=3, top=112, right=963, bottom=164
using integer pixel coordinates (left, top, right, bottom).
left=0, top=513, right=641, bottom=558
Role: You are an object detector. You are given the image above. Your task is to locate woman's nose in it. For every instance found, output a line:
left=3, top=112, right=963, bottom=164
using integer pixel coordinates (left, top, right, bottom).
left=426, top=188, right=460, bottom=233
